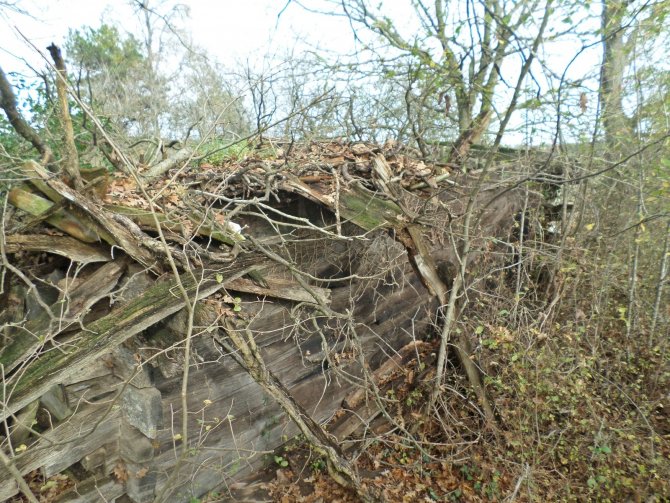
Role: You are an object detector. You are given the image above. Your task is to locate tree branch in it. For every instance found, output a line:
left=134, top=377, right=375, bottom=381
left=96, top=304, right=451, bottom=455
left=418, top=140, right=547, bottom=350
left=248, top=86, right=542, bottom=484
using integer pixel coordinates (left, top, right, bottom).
left=47, top=43, right=83, bottom=190
left=0, top=65, right=53, bottom=165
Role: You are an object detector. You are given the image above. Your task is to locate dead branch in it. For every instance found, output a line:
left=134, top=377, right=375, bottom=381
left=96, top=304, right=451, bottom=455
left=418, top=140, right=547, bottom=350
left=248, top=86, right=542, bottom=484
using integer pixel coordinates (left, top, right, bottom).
left=0, top=64, right=53, bottom=165
left=371, top=154, right=497, bottom=424
left=0, top=449, right=38, bottom=503
left=141, top=147, right=193, bottom=182
left=217, top=318, right=380, bottom=502
left=46, top=43, right=83, bottom=190
left=27, top=162, right=164, bottom=272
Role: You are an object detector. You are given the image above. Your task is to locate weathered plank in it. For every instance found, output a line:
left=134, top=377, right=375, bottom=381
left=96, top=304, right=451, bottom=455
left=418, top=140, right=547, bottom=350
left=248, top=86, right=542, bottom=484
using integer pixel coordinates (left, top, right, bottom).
left=283, top=176, right=406, bottom=231
left=223, top=276, right=331, bottom=304
left=7, top=187, right=100, bottom=242
left=28, top=162, right=163, bottom=271
left=138, top=270, right=433, bottom=501
left=105, top=203, right=244, bottom=246
left=3, top=234, right=111, bottom=263
left=0, top=260, right=128, bottom=373
left=54, top=474, right=125, bottom=503
left=0, top=404, right=121, bottom=501
left=1, top=255, right=264, bottom=421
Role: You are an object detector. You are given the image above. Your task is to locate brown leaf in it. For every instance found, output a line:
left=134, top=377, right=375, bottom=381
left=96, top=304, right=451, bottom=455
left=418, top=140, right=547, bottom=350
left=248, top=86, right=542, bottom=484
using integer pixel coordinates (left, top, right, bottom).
left=579, top=92, right=588, bottom=113
left=113, top=461, right=128, bottom=482
left=135, top=467, right=149, bottom=479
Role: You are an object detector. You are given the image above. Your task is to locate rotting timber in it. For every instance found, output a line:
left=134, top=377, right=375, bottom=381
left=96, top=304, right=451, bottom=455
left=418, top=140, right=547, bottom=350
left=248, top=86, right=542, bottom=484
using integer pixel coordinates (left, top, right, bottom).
left=0, top=140, right=529, bottom=502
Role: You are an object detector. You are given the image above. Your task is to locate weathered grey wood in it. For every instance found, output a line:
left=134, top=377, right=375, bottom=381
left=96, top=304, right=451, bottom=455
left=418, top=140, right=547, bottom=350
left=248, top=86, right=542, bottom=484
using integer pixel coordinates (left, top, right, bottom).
left=3, top=234, right=111, bottom=263
left=121, top=386, right=163, bottom=439
left=29, top=162, right=163, bottom=272
left=79, top=440, right=121, bottom=479
left=60, top=224, right=432, bottom=502
left=142, top=147, right=192, bottom=181
left=0, top=259, right=127, bottom=374
left=0, top=479, right=18, bottom=501
left=149, top=352, right=359, bottom=502
left=105, top=203, right=243, bottom=246
left=60, top=260, right=129, bottom=321
left=80, top=446, right=107, bottom=473
left=64, top=373, right=130, bottom=408
left=9, top=399, right=39, bottom=445
left=119, top=422, right=155, bottom=465
left=0, top=404, right=121, bottom=501
left=141, top=276, right=432, bottom=501
left=53, top=474, right=125, bottom=502
left=112, top=346, right=153, bottom=389
left=126, top=459, right=158, bottom=502
left=223, top=276, right=331, bottom=304
left=0, top=145, right=527, bottom=502
left=42, top=409, right=120, bottom=478
left=40, top=385, right=73, bottom=421
left=2, top=257, right=261, bottom=421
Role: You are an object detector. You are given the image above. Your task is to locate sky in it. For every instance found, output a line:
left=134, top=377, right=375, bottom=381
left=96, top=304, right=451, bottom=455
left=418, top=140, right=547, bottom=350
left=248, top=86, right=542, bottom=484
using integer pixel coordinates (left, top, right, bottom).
left=1, top=0, right=358, bottom=74
left=2, top=1, right=601, bottom=79
left=0, top=0, right=621, bottom=146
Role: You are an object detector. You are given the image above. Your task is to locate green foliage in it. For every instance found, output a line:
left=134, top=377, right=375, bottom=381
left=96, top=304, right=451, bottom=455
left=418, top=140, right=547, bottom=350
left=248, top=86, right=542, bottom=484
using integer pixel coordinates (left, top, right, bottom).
left=232, top=297, right=242, bottom=312
left=0, top=74, right=45, bottom=160
left=199, top=139, right=254, bottom=164
left=476, top=290, right=669, bottom=499
left=0, top=72, right=97, bottom=170
left=63, top=23, right=168, bottom=138
left=311, top=458, right=326, bottom=472
left=66, top=24, right=144, bottom=80
left=274, top=455, right=289, bottom=467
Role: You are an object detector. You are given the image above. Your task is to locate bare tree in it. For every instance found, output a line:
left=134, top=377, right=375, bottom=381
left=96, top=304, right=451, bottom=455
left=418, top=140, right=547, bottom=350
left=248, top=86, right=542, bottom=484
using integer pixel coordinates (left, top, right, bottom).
left=316, top=0, right=548, bottom=161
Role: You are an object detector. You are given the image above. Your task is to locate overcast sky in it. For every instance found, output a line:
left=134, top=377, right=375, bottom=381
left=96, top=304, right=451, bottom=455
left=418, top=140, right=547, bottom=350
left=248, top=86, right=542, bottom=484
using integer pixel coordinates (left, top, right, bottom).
left=1, top=0, right=361, bottom=74
left=0, top=0, right=615, bottom=145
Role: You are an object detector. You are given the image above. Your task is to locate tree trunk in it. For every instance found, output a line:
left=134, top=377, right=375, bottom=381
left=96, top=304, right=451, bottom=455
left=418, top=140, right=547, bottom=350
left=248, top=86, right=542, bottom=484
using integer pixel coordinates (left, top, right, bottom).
left=449, top=109, right=493, bottom=163
left=600, top=0, right=631, bottom=152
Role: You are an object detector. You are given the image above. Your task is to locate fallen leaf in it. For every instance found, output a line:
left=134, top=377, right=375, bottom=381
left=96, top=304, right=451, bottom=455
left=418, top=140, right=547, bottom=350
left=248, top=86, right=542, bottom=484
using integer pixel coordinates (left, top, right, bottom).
left=113, top=461, right=128, bottom=482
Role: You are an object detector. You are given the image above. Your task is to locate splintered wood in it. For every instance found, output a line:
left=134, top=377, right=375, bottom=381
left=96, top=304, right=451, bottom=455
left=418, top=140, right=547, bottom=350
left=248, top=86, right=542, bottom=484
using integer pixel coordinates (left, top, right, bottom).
left=0, top=139, right=523, bottom=502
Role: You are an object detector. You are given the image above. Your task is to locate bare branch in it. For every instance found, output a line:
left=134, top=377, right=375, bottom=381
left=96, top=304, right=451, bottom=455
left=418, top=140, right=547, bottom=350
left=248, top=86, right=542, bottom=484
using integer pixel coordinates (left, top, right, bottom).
left=0, top=65, right=53, bottom=164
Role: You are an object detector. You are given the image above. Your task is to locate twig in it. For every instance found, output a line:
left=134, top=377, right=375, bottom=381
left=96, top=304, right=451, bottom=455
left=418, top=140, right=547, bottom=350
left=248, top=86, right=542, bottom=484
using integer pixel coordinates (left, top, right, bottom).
left=0, top=448, right=39, bottom=503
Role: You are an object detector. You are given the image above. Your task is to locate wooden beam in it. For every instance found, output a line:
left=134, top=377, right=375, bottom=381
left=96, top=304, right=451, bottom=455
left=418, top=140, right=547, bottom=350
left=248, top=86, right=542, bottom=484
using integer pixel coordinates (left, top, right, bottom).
left=1, top=256, right=263, bottom=421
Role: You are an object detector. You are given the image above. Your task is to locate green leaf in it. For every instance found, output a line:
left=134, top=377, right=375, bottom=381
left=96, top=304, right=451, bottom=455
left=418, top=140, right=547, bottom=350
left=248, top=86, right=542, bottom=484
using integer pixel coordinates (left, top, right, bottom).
left=274, top=455, right=289, bottom=467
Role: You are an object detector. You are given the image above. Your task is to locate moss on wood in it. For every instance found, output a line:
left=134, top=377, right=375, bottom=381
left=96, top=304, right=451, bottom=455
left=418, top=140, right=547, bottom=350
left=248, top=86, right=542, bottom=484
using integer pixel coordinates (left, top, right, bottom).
left=2, top=256, right=263, bottom=421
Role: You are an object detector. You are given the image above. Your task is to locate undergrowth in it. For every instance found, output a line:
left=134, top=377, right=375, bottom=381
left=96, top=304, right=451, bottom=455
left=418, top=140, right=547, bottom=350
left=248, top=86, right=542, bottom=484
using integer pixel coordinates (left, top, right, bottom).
left=266, top=225, right=669, bottom=502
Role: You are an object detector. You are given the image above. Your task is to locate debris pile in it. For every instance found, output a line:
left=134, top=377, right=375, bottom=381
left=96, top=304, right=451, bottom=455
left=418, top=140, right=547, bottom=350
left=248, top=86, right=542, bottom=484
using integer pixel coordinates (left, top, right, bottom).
left=0, top=139, right=523, bottom=502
